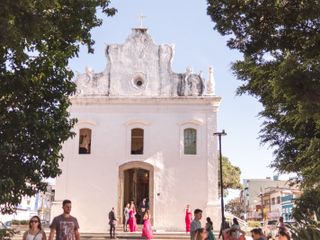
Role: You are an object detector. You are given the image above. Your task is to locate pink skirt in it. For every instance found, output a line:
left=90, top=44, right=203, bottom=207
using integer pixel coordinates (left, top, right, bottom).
left=142, top=219, right=153, bottom=239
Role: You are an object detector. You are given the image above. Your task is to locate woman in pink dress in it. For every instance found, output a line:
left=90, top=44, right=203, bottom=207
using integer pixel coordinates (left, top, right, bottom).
left=185, top=204, right=192, bottom=233
left=142, top=210, right=153, bottom=240
left=128, top=204, right=137, bottom=232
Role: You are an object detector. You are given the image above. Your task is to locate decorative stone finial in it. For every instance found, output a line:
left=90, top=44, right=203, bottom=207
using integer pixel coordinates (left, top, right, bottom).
left=85, top=66, right=94, bottom=82
left=207, top=66, right=215, bottom=95
left=186, top=66, right=193, bottom=75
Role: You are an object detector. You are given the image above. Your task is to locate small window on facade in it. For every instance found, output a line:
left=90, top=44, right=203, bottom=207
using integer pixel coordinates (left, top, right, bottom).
left=272, top=198, right=275, bottom=205
left=277, top=196, right=281, bottom=204
left=184, top=128, right=197, bottom=155
left=79, top=128, right=91, bottom=154
left=131, top=128, right=144, bottom=155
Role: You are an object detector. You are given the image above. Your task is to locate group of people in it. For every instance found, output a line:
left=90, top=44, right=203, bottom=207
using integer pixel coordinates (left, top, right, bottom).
left=185, top=206, right=217, bottom=240
left=23, top=198, right=152, bottom=240
left=185, top=206, right=245, bottom=240
left=262, top=217, right=290, bottom=240
left=22, top=199, right=80, bottom=240
left=185, top=205, right=290, bottom=240
left=250, top=216, right=290, bottom=240
left=219, top=218, right=246, bottom=240
left=120, top=198, right=153, bottom=239
left=22, top=200, right=290, bottom=240
left=251, top=226, right=290, bottom=240
left=123, top=198, right=149, bottom=232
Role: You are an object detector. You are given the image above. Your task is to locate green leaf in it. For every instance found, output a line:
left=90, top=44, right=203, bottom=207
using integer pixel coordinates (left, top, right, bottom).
left=0, top=0, right=116, bottom=213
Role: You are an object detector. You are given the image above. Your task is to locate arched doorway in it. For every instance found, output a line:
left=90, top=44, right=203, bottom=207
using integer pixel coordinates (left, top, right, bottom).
left=124, top=168, right=149, bottom=224
left=118, top=162, right=154, bottom=225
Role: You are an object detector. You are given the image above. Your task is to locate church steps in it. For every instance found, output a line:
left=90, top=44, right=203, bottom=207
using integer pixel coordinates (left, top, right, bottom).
left=10, top=230, right=220, bottom=240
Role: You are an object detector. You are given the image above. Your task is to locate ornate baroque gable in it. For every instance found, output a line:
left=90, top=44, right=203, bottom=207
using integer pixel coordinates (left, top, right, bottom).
left=74, top=28, right=215, bottom=97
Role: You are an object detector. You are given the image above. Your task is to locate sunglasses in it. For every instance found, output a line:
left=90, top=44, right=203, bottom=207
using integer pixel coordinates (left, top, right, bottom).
left=30, top=220, right=39, bottom=223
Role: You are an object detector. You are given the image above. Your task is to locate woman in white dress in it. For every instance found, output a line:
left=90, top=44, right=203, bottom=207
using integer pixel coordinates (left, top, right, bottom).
left=22, top=216, right=46, bottom=240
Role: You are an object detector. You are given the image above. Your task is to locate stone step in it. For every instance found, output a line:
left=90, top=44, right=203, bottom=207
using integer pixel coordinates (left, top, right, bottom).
left=10, top=231, right=220, bottom=240
left=11, top=233, right=189, bottom=240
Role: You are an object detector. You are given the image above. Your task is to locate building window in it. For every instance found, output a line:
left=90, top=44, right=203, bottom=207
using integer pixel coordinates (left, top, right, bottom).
left=79, top=128, right=92, bottom=154
left=277, top=196, right=281, bottom=204
left=131, top=72, right=147, bottom=90
left=184, top=128, right=197, bottom=155
left=131, top=128, right=144, bottom=154
left=272, top=197, right=275, bottom=205
left=133, top=76, right=144, bottom=88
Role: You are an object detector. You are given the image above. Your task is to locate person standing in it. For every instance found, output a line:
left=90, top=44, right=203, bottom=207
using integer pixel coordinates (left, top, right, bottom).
left=277, top=217, right=287, bottom=235
left=108, top=207, right=117, bottom=239
left=185, top=205, right=192, bottom=233
left=141, top=210, right=153, bottom=240
left=23, top=216, right=46, bottom=240
left=190, top=209, right=202, bottom=240
left=218, top=218, right=230, bottom=240
left=205, top=217, right=216, bottom=240
left=128, top=203, right=137, bottom=232
left=231, top=218, right=241, bottom=239
left=140, top=198, right=148, bottom=224
left=123, top=203, right=130, bottom=232
left=49, top=199, right=80, bottom=240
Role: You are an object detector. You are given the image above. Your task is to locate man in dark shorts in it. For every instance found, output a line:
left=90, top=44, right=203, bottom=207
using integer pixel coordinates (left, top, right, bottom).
left=49, top=199, right=80, bottom=240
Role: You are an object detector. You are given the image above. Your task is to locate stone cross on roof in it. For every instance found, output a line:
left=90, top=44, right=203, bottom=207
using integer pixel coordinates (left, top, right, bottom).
left=138, top=14, right=146, bottom=28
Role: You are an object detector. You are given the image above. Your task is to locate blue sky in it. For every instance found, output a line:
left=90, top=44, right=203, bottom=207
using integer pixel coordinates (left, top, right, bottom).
left=69, top=0, right=280, bottom=181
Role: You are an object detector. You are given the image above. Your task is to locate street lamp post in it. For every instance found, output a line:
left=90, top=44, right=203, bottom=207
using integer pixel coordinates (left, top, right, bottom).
left=260, top=192, right=264, bottom=222
left=214, top=130, right=227, bottom=232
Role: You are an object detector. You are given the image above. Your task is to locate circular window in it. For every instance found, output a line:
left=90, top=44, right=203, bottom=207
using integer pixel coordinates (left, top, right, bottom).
left=136, top=79, right=143, bottom=87
left=134, top=77, right=144, bottom=88
left=131, top=72, right=147, bottom=91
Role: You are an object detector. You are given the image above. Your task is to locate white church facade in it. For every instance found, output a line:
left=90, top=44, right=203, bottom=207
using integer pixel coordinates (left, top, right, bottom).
left=52, top=27, right=221, bottom=232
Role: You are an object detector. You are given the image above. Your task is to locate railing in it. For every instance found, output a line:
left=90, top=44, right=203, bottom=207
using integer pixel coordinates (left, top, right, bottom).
left=281, top=195, right=293, bottom=202
left=225, top=212, right=248, bottom=229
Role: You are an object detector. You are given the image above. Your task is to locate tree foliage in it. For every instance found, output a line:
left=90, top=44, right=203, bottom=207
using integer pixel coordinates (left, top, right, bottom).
left=219, top=156, right=242, bottom=196
left=288, top=223, right=320, bottom=240
left=0, top=0, right=116, bottom=213
left=0, top=227, right=15, bottom=240
left=292, top=186, right=320, bottom=224
left=207, top=1, right=320, bottom=189
left=225, top=197, right=244, bottom=217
